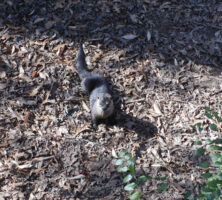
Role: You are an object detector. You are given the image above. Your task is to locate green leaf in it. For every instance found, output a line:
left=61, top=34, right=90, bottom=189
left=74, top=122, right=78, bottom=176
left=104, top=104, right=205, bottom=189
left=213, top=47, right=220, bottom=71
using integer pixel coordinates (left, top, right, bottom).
left=202, top=187, right=216, bottom=193
left=210, top=124, right=218, bottom=131
left=211, top=189, right=222, bottom=198
left=128, top=158, right=136, bottom=166
left=214, top=114, right=221, bottom=122
left=206, top=180, right=222, bottom=188
left=192, top=125, right=197, bottom=133
left=124, top=182, right=137, bottom=191
left=119, top=150, right=127, bottom=158
left=213, top=189, right=222, bottom=199
left=194, top=141, right=202, bottom=145
left=123, top=174, right=133, bottom=183
left=173, top=179, right=179, bottom=183
left=196, top=123, right=203, bottom=132
left=114, top=159, right=124, bottom=166
left=204, top=107, right=211, bottom=112
left=118, top=166, right=128, bottom=173
left=209, top=145, right=222, bottom=151
left=183, top=190, right=192, bottom=199
left=205, top=112, right=213, bottom=119
left=155, top=176, right=167, bottom=181
left=218, top=118, right=222, bottom=123
left=211, top=153, right=222, bottom=159
left=213, top=161, right=222, bottom=167
left=206, top=139, right=212, bottom=144
left=212, top=139, right=222, bottom=144
left=195, top=148, right=206, bottom=156
left=193, top=123, right=203, bottom=132
left=201, top=172, right=213, bottom=178
left=212, top=112, right=218, bottom=117
left=199, top=162, right=210, bottom=168
left=211, top=153, right=222, bottom=162
left=130, top=191, right=141, bottom=200
left=195, top=194, right=205, bottom=199
left=157, top=183, right=168, bottom=192
left=216, top=172, right=222, bottom=179
left=124, top=153, right=132, bottom=160
left=137, top=175, right=151, bottom=184
left=129, top=164, right=135, bottom=175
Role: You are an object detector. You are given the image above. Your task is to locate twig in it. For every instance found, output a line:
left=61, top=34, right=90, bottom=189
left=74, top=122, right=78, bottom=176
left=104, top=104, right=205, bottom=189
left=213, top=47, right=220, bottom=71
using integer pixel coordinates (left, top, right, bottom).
left=125, top=98, right=145, bottom=104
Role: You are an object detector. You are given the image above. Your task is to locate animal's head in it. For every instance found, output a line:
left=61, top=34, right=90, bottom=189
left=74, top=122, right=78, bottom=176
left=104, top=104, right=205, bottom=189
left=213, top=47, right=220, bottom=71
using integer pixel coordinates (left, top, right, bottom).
left=97, top=93, right=113, bottom=111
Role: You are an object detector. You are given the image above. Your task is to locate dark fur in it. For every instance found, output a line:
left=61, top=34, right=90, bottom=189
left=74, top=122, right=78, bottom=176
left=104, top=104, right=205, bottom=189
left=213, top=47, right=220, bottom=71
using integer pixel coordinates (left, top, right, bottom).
left=76, top=43, right=114, bottom=129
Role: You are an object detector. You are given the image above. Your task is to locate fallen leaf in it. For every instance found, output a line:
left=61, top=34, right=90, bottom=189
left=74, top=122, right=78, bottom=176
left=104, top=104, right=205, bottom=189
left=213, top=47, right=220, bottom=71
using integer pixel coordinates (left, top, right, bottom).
left=73, top=122, right=91, bottom=137
left=82, top=101, right=90, bottom=112
left=29, top=85, right=42, bottom=96
left=34, top=17, right=44, bottom=24
left=122, top=34, right=138, bottom=40
left=153, top=102, right=162, bottom=115
left=112, top=148, right=118, bottom=158
left=130, top=14, right=138, bottom=23
left=147, top=31, right=151, bottom=41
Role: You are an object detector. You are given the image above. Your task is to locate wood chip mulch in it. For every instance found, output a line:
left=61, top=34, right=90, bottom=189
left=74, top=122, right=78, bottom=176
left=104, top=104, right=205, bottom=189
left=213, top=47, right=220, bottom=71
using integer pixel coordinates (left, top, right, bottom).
left=0, top=0, right=222, bottom=199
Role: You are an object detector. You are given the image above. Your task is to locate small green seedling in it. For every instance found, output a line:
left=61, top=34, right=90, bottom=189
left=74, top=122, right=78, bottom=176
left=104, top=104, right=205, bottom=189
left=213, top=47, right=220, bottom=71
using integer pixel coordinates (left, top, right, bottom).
left=114, top=150, right=151, bottom=200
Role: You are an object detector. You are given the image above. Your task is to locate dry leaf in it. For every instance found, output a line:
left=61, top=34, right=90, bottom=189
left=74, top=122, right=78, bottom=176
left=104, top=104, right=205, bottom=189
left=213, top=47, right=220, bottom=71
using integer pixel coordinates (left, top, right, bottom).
left=45, top=21, right=55, bottom=29
left=29, top=85, right=42, bottom=96
left=92, top=51, right=103, bottom=62
left=147, top=31, right=151, bottom=41
left=18, top=65, right=25, bottom=77
left=111, top=148, right=118, bottom=158
left=130, top=14, right=138, bottom=23
left=11, top=45, right=16, bottom=54
left=174, top=58, right=178, bottom=66
left=82, top=101, right=90, bottom=112
left=153, top=102, right=162, bottom=115
left=73, top=122, right=91, bottom=137
left=0, top=83, right=7, bottom=90
left=122, top=34, right=138, bottom=40
left=34, top=17, right=44, bottom=24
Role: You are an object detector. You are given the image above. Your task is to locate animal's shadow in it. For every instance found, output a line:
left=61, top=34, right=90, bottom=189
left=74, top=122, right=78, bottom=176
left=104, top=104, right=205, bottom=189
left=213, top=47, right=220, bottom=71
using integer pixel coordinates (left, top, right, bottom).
left=104, top=80, right=158, bottom=139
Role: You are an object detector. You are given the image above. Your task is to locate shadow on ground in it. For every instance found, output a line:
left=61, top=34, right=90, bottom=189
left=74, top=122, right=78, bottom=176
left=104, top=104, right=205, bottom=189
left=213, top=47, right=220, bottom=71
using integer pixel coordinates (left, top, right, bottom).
left=1, top=0, right=221, bottom=69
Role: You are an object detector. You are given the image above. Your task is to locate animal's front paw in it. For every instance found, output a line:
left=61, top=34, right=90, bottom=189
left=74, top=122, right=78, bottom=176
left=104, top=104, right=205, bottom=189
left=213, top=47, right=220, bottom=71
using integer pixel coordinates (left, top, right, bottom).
left=92, top=123, right=97, bottom=131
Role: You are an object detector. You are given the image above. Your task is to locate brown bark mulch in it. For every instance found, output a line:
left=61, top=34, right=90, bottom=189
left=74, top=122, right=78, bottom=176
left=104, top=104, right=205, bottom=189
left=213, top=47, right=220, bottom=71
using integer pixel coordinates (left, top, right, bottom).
left=0, top=0, right=222, bottom=199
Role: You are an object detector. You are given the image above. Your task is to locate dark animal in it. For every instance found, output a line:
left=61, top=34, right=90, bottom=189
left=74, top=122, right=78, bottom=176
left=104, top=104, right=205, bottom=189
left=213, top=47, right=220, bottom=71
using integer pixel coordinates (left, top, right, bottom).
left=76, top=43, right=114, bottom=130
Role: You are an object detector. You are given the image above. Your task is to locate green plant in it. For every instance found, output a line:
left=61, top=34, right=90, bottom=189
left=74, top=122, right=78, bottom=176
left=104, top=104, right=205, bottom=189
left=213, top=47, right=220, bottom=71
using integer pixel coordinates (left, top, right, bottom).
left=192, top=107, right=222, bottom=134
left=193, top=139, right=222, bottom=200
left=114, top=150, right=169, bottom=200
left=204, top=107, right=222, bottom=130
left=114, top=150, right=151, bottom=200
left=190, top=107, right=222, bottom=200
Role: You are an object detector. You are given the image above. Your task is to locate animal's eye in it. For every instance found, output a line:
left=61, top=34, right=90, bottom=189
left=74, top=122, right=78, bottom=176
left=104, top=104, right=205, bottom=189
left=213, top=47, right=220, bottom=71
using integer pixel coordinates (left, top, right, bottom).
left=97, top=97, right=100, bottom=100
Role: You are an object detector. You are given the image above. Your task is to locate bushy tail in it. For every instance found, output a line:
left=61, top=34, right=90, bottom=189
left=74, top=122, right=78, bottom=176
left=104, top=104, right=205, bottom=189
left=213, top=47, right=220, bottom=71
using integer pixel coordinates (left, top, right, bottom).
left=76, top=43, right=90, bottom=80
